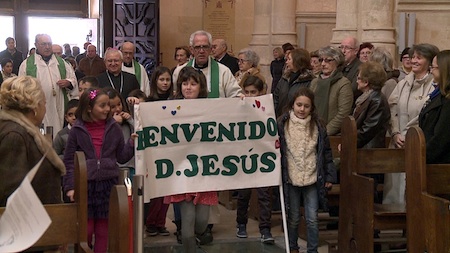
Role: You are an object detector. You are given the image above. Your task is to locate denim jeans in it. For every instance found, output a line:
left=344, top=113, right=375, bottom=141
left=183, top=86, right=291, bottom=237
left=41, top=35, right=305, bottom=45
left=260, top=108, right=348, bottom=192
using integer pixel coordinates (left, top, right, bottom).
left=236, top=187, right=272, bottom=232
left=287, top=183, right=319, bottom=253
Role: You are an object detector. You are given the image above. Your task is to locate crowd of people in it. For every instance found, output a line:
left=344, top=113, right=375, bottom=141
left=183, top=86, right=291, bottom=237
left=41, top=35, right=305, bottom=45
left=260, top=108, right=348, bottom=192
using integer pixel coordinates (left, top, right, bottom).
left=0, top=29, right=449, bottom=253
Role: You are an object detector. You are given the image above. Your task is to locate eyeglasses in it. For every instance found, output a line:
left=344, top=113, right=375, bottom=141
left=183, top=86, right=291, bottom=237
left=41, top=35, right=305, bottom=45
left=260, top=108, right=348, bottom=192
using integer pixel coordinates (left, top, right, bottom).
left=360, top=51, right=372, bottom=56
left=38, top=42, right=52, bottom=47
left=318, top=58, right=335, bottom=63
left=238, top=59, right=249, bottom=64
left=430, top=65, right=439, bottom=70
left=402, top=56, right=410, bottom=60
left=193, top=45, right=210, bottom=52
left=106, top=59, right=122, bottom=63
left=338, top=45, right=355, bottom=51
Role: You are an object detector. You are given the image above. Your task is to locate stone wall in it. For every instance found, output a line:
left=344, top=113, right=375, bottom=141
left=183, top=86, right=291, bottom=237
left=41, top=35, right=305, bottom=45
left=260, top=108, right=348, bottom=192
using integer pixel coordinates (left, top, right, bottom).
left=159, top=0, right=254, bottom=69
left=158, top=0, right=450, bottom=82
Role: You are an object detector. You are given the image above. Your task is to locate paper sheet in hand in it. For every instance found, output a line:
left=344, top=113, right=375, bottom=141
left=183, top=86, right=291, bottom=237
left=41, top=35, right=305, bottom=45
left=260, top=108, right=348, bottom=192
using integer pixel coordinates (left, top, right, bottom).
left=0, top=155, right=51, bottom=252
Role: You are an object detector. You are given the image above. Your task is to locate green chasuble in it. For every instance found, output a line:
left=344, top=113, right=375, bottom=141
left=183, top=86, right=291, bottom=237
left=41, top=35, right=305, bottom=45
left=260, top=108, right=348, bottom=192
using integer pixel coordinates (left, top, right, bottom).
left=26, top=54, right=69, bottom=109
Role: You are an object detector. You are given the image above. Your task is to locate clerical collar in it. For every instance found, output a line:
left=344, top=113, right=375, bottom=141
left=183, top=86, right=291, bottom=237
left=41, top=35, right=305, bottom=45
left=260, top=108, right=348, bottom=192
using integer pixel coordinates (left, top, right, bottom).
left=108, top=70, right=122, bottom=77
left=194, top=61, right=208, bottom=69
left=124, top=62, right=133, bottom=68
left=36, top=51, right=52, bottom=63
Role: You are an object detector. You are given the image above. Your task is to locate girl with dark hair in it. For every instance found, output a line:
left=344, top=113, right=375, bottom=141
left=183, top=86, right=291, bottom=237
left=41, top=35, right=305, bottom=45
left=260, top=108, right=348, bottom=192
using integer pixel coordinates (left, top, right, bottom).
left=166, top=66, right=216, bottom=252
left=63, top=88, right=135, bottom=252
left=148, top=66, right=174, bottom=101
left=1, top=58, right=16, bottom=80
left=277, top=87, right=336, bottom=253
left=174, top=66, right=208, bottom=99
left=134, top=66, right=174, bottom=237
left=236, top=75, right=275, bottom=244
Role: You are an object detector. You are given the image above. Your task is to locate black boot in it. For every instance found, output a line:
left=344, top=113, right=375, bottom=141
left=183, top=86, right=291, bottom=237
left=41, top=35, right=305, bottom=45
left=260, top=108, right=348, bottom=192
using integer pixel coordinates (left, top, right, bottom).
left=196, top=227, right=213, bottom=245
left=172, top=220, right=182, bottom=244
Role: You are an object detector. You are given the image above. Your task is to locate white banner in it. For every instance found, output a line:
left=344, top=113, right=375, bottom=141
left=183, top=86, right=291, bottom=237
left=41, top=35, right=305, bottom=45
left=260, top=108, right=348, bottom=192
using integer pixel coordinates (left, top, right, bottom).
left=134, top=94, right=281, bottom=199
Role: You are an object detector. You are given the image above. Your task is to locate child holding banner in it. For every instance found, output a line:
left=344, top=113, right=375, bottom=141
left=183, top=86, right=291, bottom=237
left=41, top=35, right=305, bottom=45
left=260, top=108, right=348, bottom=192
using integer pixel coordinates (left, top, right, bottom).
left=277, top=87, right=337, bottom=253
left=63, top=88, right=135, bottom=252
left=235, top=75, right=275, bottom=244
left=144, top=67, right=174, bottom=237
left=127, top=67, right=176, bottom=239
left=165, top=66, right=217, bottom=252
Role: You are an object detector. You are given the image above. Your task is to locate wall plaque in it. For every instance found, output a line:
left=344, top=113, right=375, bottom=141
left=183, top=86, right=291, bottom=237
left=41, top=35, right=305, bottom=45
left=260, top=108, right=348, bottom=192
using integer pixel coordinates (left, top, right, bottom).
left=203, top=0, right=236, bottom=52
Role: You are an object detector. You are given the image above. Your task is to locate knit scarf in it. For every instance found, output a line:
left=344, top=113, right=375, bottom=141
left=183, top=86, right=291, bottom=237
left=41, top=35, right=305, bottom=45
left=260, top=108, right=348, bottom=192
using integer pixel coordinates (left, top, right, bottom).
left=286, top=112, right=318, bottom=186
left=0, top=109, right=66, bottom=174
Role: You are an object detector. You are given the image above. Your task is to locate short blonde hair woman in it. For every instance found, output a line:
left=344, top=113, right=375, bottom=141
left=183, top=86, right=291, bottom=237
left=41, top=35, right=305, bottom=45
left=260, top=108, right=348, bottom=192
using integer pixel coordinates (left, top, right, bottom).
left=0, top=76, right=65, bottom=207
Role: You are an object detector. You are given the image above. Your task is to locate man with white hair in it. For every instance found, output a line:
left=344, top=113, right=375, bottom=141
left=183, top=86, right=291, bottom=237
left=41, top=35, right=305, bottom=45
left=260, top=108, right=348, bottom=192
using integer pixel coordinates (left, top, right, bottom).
left=97, top=48, right=140, bottom=98
left=18, top=34, right=78, bottom=136
left=52, top=44, right=63, bottom=57
left=172, top=30, right=241, bottom=98
left=339, top=36, right=362, bottom=101
left=120, top=42, right=150, bottom=96
left=211, top=38, right=239, bottom=75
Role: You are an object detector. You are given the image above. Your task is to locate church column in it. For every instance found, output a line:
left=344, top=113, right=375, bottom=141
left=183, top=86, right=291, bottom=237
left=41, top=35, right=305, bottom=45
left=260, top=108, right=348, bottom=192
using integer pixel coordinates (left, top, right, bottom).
left=249, top=0, right=296, bottom=91
left=360, top=0, right=396, bottom=57
left=330, top=0, right=359, bottom=45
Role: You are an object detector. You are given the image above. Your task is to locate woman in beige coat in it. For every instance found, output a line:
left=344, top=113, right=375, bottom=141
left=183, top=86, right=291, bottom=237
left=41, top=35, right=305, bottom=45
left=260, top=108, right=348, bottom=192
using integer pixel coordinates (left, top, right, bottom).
left=235, top=48, right=266, bottom=91
left=383, top=43, right=439, bottom=204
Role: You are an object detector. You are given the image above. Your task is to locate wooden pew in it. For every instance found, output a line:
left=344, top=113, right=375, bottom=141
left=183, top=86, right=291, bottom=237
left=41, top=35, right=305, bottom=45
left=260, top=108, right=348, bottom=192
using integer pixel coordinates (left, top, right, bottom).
left=405, top=126, right=450, bottom=253
left=108, top=184, right=130, bottom=253
left=338, top=116, right=406, bottom=253
left=324, top=136, right=342, bottom=207
left=0, top=151, right=92, bottom=252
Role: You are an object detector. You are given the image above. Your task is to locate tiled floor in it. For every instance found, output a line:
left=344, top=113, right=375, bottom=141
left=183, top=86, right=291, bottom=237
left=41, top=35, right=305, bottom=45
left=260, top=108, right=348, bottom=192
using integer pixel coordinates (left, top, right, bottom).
left=143, top=203, right=329, bottom=253
left=145, top=241, right=288, bottom=253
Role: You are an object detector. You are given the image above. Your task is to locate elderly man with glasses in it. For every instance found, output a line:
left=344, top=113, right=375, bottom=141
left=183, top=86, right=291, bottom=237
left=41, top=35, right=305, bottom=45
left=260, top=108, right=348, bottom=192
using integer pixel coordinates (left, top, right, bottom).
left=18, top=34, right=78, bottom=136
left=97, top=48, right=140, bottom=99
left=339, top=36, right=362, bottom=102
left=172, top=30, right=241, bottom=98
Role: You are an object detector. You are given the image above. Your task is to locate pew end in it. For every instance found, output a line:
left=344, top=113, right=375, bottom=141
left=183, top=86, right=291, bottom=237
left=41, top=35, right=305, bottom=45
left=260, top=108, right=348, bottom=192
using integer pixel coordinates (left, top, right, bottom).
left=405, top=126, right=450, bottom=253
left=338, top=116, right=406, bottom=253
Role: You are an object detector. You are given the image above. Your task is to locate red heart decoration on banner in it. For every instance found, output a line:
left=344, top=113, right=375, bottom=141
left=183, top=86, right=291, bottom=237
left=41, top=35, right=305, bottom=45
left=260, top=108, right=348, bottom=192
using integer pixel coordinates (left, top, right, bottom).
left=275, top=139, right=280, bottom=149
left=255, top=100, right=261, bottom=108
